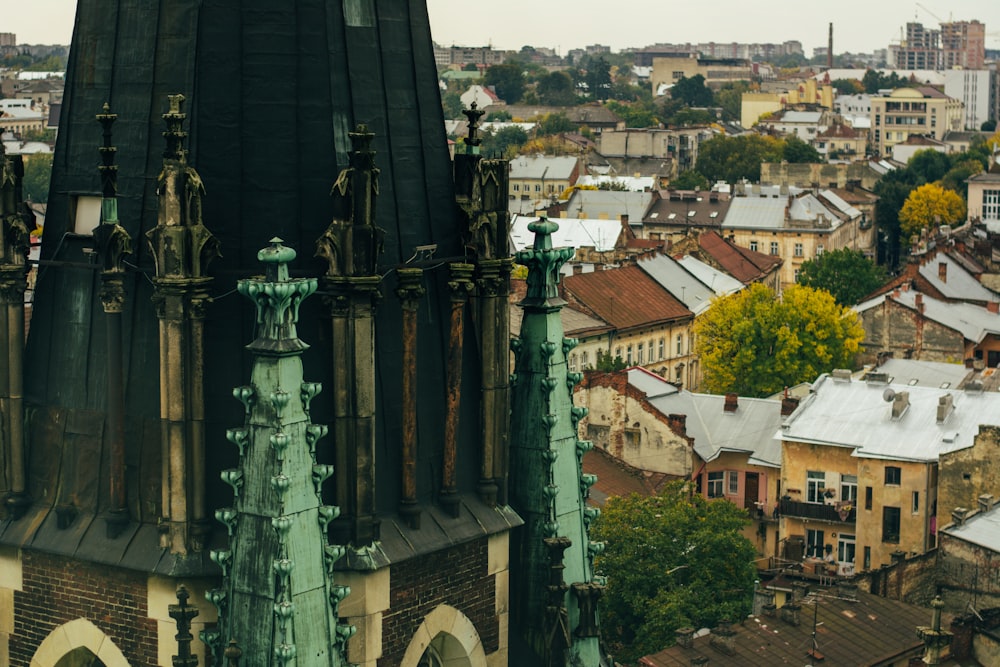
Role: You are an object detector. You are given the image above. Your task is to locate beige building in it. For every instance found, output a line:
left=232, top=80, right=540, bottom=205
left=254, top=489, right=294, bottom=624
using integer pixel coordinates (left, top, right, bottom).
left=722, top=186, right=872, bottom=289
left=966, top=148, right=1000, bottom=232
left=739, top=80, right=835, bottom=129
left=651, top=54, right=752, bottom=95
left=869, top=87, right=964, bottom=157
left=779, top=371, right=1000, bottom=573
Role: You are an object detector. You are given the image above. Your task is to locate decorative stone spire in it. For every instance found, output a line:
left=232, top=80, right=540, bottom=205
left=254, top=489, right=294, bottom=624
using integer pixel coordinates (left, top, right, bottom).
left=917, top=595, right=953, bottom=665
left=146, top=94, right=219, bottom=552
left=0, top=133, right=33, bottom=519
left=205, top=239, right=352, bottom=666
left=92, top=103, right=133, bottom=536
left=508, top=217, right=604, bottom=665
left=169, top=585, right=200, bottom=667
left=462, top=101, right=486, bottom=155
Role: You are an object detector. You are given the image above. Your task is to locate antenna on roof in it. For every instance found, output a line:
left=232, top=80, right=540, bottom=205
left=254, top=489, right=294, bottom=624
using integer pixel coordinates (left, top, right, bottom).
left=883, top=387, right=896, bottom=403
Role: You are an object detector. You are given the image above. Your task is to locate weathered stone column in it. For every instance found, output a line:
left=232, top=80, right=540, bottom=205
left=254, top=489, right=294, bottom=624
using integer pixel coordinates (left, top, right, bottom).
left=146, top=95, right=219, bottom=553
left=316, top=125, right=384, bottom=554
left=0, top=140, right=32, bottom=518
left=92, top=103, right=133, bottom=536
left=441, top=262, right=474, bottom=517
left=396, top=267, right=424, bottom=530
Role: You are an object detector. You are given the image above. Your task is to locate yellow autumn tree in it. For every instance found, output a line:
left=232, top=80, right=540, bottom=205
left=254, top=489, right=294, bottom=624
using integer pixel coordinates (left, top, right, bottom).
left=694, top=283, right=864, bottom=397
left=898, top=183, right=966, bottom=242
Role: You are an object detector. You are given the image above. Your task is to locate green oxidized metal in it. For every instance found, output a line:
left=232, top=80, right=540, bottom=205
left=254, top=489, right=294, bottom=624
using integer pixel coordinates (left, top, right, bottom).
left=509, top=217, right=604, bottom=665
left=206, top=239, right=353, bottom=666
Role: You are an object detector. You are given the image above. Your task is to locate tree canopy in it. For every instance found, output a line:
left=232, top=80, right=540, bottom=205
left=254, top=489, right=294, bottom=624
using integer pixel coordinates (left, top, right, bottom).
left=796, top=248, right=887, bottom=306
left=592, top=482, right=757, bottom=663
left=695, top=134, right=783, bottom=184
left=484, top=63, right=525, bottom=104
left=782, top=135, right=821, bottom=163
left=537, top=70, right=578, bottom=106
left=670, top=74, right=714, bottom=107
left=694, top=283, right=864, bottom=397
left=22, top=153, right=53, bottom=204
left=898, top=183, right=966, bottom=242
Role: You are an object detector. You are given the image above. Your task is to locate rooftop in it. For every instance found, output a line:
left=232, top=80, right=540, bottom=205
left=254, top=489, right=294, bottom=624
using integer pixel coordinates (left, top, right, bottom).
left=563, top=264, right=692, bottom=331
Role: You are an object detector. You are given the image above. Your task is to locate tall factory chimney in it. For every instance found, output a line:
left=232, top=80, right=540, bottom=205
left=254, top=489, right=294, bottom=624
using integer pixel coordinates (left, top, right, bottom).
left=828, top=22, right=834, bottom=69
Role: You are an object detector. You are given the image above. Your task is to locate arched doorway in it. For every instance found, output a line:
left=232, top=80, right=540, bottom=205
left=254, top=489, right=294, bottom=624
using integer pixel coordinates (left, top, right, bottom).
left=54, top=647, right=107, bottom=667
left=30, top=618, right=129, bottom=667
left=400, top=604, right=487, bottom=667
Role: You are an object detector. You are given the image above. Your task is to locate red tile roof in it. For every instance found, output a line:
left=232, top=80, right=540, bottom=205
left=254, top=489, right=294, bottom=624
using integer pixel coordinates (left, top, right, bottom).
left=583, top=446, right=673, bottom=505
left=698, top=230, right=782, bottom=284
left=563, top=265, right=692, bottom=331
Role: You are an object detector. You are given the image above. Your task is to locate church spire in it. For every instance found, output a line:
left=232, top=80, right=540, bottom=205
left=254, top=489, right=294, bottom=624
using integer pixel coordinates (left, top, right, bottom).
left=508, top=217, right=604, bottom=664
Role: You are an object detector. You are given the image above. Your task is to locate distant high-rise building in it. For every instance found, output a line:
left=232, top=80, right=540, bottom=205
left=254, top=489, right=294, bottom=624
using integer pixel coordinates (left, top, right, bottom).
left=0, top=33, right=16, bottom=47
left=940, top=20, right=986, bottom=70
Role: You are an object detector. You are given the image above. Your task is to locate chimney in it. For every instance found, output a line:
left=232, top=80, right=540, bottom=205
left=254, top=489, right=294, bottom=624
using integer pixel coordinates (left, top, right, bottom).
left=668, top=413, right=688, bottom=436
left=978, top=494, right=995, bottom=513
left=723, top=393, right=738, bottom=413
left=572, top=264, right=583, bottom=275
left=988, top=301, right=999, bottom=314
left=831, top=368, right=852, bottom=381
left=951, top=507, right=969, bottom=525
left=676, top=626, right=696, bottom=649
left=827, top=22, right=834, bottom=70
left=950, top=616, right=974, bottom=660
left=620, top=213, right=629, bottom=227
left=938, top=262, right=947, bottom=282
left=891, top=390, right=910, bottom=419
left=761, top=603, right=777, bottom=617
left=792, top=582, right=809, bottom=603
left=936, top=394, right=954, bottom=423
left=709, top=619, right=736, bottom=655
left=837, top=580, right=858, bottom=601
left=915, top=293, right=924, bottom=313
left=753, top=588, right=776, bottom=616
left=781, top=396, right=800, bottom=416
left=780, top=603, right=801, bottom=626
left=691, top=657, right=709, bottom=667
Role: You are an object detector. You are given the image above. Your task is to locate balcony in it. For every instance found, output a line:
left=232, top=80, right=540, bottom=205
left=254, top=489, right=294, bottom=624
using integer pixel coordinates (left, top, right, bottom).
left=778, top=497, right=856, bottom=524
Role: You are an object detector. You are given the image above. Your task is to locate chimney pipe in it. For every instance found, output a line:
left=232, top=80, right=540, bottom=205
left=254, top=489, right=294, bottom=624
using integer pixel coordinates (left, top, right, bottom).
left=988, top=301, right=999, bottom=314
left=891, top=390, right=910, bottom=419
left=710, top=619, right=736, bottom=655
left=936, top=394, right=954, bottom=423
left=668, top=413, right=688, bottom=436
left=915, top=293, right=924, bottom=313
left=978, top=494, right=995, bottom=513
left=828, top=23, right=834, bottom=70
left=938, top=262, right=947, bottom=283
left=780, top=603, right=801, bottom=626
left=951, top=507, right=969, bottom=526
left=676, top=626, right=696, bottom=649
left=724, top=393, right=738, bottom=413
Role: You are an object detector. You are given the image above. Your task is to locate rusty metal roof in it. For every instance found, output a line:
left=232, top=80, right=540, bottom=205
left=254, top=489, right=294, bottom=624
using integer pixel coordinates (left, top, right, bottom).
left=563, top=264, right=692, bottom=331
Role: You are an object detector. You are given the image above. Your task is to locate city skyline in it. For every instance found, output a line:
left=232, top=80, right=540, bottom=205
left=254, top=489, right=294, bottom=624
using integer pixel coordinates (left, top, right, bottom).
left=10, top=0, right=1000, bottom=56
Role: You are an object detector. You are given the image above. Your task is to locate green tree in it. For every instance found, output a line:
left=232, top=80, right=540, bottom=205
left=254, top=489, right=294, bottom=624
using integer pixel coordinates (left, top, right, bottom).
left=671, top=169, right=710, bottom=190
left=940, top=158, right=984, bottom=199
left=797, top=248, right=887, bottom=306
left=535, top=112, right=575, bottom=136
left=670, top=74, right=714, bottom=107
left=485, top=109, right=512, bottom=122
left=983, top=120, right=997, bottom=132
left=606, top=99, right=659, bottom=128
left=873, top=175, right=913, bottom=270
left=714, top=81, right=750, bottom=122
left=906, top=148, right=951, bottom=183
left=898, top=183, right=966, bottom=242
left=695, top=283, right=864, bottom=397
left=441, top=90, right=464, bottom=120
left=831, top=78, right=863, bottom=94
left=592, top=482, right=757, bottom=663
left=480, top=125, right=528, bottom=158
left=22, top=153, right=54, bottom=203
left=665, top=107, right=714, bottom=127
left=593, top=348, right=626, bottom=371
left=585, top=56, right=612, bottom=101
left=484, top=63, right=525, bottom=104
left=782, top=135, right=821, bottom=163
left=536, top=70, right=577, bottom=106
left=695, top=134, right=783, bottom=184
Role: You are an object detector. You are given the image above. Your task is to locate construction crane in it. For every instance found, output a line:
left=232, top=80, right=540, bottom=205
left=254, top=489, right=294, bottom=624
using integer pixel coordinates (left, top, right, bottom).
left=914, top=2, right=951, bottom=24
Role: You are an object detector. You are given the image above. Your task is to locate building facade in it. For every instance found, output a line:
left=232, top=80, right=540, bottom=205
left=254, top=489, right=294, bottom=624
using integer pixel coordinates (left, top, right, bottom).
left=870, top=87, right=964, bottom=156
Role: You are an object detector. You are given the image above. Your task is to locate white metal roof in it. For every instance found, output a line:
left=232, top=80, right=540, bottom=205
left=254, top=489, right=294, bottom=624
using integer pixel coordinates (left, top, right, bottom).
left=854, top=290, right=1000, bottom=344
left=509, top=215, right=621, bottom=253
left=780, top=374, right=1000, bottom=463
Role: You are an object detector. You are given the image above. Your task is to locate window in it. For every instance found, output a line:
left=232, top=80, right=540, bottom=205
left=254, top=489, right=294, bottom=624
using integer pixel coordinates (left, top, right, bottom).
left=637, top=342, right=644, bottom=365
left=882, top=506, right=901, bottom=543
left=770, top=241, right=779, bottom=255
left=707, top=471, right=724, bottom=498
left=626, top=345, right=633, bottom=365
left=912, top=491, right=919, bottom=513
left=983, top=189, right=1000, bottom=221
left=794, top=242, right=803, bottom=257
left=840, top=475, right=858, bottom=504
left=581, top=351, right=588, bottom=368
left=547, top=184, right=554, bottom=193
left=838, top=534, right=856, bottom=564
left=676, top=334, right=683, bottom=355
left=672, top=70, right=684, bottom=80
left=863, top=546, right=871, bottom=569
left=614, top=347, right=622, bottom=361
left=806, top=528, right=825, bottom=558
left=885, top=466, right=901, bottom=485
left=749, top=241, right=758, bottom=252
left=569, top=354, right=577, bottom=372
left=816, top=244, right=824, bottom=256
left=513, top=184, right=520, bottom=192
left=865, top=486, right=873, bottom=510
left=658, top=338, right=665, bottom=360
left=534, top=184, right=541, bottom=192
left=806, top=471, right=826, bottom=504
left=727, top=471, right=739, bottom=495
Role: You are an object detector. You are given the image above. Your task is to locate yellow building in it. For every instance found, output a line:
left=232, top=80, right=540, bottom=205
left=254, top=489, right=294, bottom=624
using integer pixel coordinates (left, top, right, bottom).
left=779, top=371, right=1000, bottom=573
left=651, top=54, right=752, bottom=95
left=739, top=80, right=835, bottom=129
left=722, top=186, right=872, bottom=289
left=869, top=87, right=964, bottom=157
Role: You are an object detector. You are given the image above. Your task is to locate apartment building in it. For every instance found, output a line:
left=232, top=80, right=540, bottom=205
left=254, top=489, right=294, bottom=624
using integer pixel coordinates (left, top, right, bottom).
left=779, top=371, right=1000, bottom=573
left=869, top=87, right=964, bottom=156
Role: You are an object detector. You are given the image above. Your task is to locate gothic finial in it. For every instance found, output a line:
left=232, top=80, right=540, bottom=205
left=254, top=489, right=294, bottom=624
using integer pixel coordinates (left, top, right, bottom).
left=96, top=102, right=118, bottom=199
left=348, top=124, right=376, bottom=171
left=516, top=216, right=574, bottom=306
left=168, top=585, right=200, bottom=667
left=162, top=94, right=189, bottom=161
left=224, top=639, right=243, bottom=667
left=462, top=101, right=486, bottom=150
left=238, top=238, right=317, bottom=354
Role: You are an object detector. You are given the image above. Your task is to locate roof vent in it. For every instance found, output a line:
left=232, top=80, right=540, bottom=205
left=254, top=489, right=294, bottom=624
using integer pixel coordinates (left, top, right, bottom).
left=890, top=390, right=910, bottom=419
left=831, top=369, right=852, bottom=382
left=978, top=494, right=995, bottom=513
left=965, top=380, right=984, bottom=394
left=952, top=507, right=969, bottom=526
left=866, top=372, right=889, bottom=385
left=936, top=394, right=954, bottom=423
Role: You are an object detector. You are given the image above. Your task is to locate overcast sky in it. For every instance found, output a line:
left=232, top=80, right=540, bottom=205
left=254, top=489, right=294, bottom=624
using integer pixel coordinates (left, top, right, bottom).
left=12, top=0, right=1000, bottom=56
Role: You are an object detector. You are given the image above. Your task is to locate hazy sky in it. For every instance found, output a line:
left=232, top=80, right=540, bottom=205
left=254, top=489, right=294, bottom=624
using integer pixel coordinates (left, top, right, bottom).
left=11, top=0, right=1000, bottom=56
